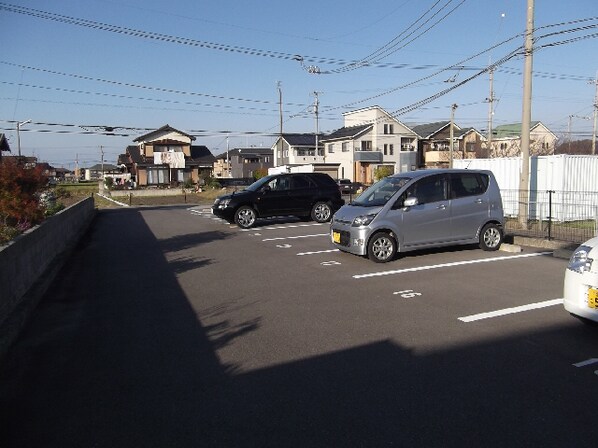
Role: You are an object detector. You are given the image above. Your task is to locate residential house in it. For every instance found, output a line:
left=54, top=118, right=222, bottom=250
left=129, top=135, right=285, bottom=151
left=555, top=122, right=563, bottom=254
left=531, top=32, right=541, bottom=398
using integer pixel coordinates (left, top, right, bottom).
left=84, top=163, right=121, bottom=180
left=488, top=121, right=558, bottom=157
left=214, top=147, right=273, bottom=179
left=320, top=106, right=418, bottom=184
left=412, top=121, right=485, bottom=168
left=117, top=124, right=215, bottom=187
left=272, top=133, right=325, bottom=167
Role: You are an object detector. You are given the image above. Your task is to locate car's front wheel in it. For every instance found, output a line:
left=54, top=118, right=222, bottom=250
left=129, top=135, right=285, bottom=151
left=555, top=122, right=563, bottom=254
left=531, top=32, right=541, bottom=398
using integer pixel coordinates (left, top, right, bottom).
left=367, top=231, right=396, bottom=263
left=479, top=223, right=503, bottom=251
left=234, top=206, right=257, bottom=229
left=311, top=202, right=332, bottom=223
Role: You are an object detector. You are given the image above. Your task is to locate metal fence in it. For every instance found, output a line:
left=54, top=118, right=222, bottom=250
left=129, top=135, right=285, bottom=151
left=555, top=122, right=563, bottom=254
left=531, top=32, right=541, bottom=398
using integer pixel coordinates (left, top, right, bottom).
left=501, top=189, right=598, bottom=243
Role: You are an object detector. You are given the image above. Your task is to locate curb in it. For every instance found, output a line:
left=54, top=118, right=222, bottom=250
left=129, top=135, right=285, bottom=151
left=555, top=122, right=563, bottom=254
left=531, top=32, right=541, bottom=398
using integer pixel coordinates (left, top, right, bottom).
left=504, top=235, right=578, bottom=260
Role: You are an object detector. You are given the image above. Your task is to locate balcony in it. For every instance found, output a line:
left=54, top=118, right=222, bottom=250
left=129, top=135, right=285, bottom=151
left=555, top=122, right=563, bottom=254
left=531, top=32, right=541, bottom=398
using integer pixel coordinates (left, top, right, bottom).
left=424, top=151, right=451, bottom=164
left=354, top=150, right=383, bottom=162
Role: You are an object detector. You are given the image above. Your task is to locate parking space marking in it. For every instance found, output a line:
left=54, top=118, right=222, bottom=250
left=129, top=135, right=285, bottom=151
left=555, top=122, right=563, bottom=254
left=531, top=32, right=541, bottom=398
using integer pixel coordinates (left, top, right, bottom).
left=262, top=233, right=328, bottom=242
left=240, top=223, right=325, bottom=232
left=297, top=249, right=340, bottom=256
left=352, top=252, right=553, bottom=279
left=458, top=298, right=563, bottom=322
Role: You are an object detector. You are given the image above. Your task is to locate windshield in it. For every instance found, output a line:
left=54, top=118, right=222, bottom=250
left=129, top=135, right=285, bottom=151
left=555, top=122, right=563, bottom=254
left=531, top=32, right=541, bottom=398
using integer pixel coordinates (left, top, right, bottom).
left=351, top=176, right=411, bottom=207
left=244, top=175, right=275, bottom=192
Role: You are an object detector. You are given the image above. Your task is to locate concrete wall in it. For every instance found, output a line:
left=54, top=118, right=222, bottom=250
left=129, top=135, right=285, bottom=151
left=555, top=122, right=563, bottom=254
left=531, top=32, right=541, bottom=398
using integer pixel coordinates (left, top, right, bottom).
left=0, top=197, right=95, bottom=357
left=110, top=188, right=186, bottom=197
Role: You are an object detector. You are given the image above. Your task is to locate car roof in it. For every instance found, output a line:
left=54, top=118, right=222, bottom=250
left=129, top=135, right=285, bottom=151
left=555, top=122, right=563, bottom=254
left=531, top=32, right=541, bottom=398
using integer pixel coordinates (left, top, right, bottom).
left=390, top=168, right=490, bottom=180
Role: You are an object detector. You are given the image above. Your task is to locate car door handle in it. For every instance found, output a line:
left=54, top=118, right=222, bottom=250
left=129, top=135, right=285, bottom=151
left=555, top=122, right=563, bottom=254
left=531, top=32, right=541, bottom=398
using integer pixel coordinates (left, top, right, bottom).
left=437, top=204, right=447, bottom=210
left=475, top=198, right=483, bottom=204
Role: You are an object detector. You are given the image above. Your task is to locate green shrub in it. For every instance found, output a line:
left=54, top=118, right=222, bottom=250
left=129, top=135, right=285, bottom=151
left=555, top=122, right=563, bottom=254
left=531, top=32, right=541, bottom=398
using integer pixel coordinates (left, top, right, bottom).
left=374, top=166, right=394, bottom=181
left=253, top=168, right=268, bottom=180
left=208, top=179, right=222, bottom=189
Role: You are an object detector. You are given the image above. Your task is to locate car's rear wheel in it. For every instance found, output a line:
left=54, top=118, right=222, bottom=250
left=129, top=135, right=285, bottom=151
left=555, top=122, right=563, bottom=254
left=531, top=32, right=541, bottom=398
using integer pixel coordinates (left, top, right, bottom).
left=367, top=231, right=396, bottom=263
left=479, top=223, right=503, bottom=251
left=234, top=206, right=256, bottom=229
left=311, top=202, right=332, bottom=223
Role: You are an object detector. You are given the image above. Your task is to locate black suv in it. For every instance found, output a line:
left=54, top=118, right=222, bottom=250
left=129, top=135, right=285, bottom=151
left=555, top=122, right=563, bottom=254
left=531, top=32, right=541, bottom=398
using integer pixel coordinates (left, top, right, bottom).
left=212, top=173, right=345, bottom=229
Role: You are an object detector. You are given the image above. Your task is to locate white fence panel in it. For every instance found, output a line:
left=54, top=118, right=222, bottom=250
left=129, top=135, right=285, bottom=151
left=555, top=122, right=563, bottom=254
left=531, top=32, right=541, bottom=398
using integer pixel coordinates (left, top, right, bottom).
left=454, top=155, right=598, bottom=222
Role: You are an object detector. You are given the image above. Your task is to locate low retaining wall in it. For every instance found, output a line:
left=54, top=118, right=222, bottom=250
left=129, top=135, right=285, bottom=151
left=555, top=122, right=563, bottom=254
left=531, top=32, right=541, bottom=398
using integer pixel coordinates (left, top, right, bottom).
left=110, top=189, right=187, bottom=197
left=0, top=197, right=96, bottom=357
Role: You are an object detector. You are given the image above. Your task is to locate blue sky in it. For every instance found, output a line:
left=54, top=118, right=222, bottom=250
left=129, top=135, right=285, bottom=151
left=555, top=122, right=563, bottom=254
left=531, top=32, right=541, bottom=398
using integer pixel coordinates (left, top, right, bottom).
left=1, top=0, right=597, bottom=168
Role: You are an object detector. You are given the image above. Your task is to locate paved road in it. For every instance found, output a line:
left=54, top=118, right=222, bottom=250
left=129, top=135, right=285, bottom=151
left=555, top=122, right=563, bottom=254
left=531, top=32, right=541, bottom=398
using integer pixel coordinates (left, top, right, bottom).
left=1, top=205, right=597, bottom=447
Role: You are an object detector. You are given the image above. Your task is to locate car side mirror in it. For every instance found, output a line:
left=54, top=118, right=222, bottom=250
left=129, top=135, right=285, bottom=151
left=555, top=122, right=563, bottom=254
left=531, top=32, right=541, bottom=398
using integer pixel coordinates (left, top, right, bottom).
left=402, top=196, right=418, bottom=208
left=261, top=185, right=271, bottom=193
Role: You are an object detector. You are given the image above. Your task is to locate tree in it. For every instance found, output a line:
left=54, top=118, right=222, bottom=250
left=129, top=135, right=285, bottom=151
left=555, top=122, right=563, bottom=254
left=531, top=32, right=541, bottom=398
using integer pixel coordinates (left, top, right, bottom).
left=373, top=165, right=394, bottom=182
left=253, top=168, right=268, bottom=180
left=0, top=160, right=47, bottom=230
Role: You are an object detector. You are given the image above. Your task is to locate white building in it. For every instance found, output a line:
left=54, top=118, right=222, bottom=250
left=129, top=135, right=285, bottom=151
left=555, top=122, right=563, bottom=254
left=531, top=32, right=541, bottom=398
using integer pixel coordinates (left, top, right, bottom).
left=320, top=106, right=418, bottom=184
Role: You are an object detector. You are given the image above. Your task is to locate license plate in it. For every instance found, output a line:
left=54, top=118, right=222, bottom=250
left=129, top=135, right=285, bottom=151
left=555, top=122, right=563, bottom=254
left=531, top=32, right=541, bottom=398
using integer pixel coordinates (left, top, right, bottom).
left=332, top=231, right=341, bottom=244
left=588, top=288, right=598, bottom=309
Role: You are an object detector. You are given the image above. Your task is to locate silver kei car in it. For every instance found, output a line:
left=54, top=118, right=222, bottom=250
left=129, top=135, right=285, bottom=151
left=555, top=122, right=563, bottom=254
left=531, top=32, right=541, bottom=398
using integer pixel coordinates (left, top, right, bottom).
left=330, top=169, right=505, bottom=263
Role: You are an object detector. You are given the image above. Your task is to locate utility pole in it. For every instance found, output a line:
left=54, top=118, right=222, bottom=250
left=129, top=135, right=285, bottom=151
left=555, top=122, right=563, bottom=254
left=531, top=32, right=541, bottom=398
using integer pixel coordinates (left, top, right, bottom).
left=313, top=91, right=321, bottom=162
left=100, top=146, right=105, bottom=179
left=487, top=66, right=495, bottom=154
left=75, top=153, right=80, bottom=182
left=226, top=136, right=230, bottom=178
left=519, top=0, right=534, bottom=227
left=277, top=81, right=283, bottom=137
left=591, top=72, right=598, bottom=155
left=16, top=119, right=31, bottom=158
left=449, top=103, right=458, bottom=168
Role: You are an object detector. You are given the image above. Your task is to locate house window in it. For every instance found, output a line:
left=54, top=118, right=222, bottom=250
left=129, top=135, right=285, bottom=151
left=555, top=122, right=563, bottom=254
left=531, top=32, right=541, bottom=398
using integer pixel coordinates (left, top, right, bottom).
left=155, top=145, right=183, bottom=152
left=384, top=124, right=394, bottom=135
left=264, top=156, right=270, bottom=163
left=389, top=144, right=394, bottom=155
left=147, top=167, right=169, bottom=185
left=361, top=141, right=372, bottom=151
left=466, top=142, right=475, bottom=152
left=328, top=144, right=335, bottom=153
left=384, top=144, right=388, bottom=155
left=342, top=142, right=349, bottom=152
left=297, top=148, right=316, bottom=157
left=500, top=143, right=507, bottom=150
left=175, top=170, right=191, bottom=182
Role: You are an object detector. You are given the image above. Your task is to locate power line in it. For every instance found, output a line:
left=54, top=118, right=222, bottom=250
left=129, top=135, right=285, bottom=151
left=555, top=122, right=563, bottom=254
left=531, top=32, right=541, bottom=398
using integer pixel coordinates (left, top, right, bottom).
left=330, top=0, right=469, bottom=74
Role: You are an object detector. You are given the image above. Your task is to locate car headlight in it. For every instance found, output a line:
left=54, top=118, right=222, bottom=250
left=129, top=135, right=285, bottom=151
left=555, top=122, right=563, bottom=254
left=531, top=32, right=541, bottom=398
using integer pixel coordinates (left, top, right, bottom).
left=567, top=245, right=593, bottom=274
left=352, top=213, right=377, bottom=227
left=214, top=198, right=231, bottom=209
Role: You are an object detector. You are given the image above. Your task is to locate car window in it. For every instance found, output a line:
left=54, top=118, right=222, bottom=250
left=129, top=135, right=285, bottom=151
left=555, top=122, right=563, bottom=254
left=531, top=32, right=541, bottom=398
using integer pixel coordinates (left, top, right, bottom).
left=404, top=174, right=447, bottom=205
left=291, top=175, right=312, bottom=189
left=450, top=173, right=487, bottom=198
left=268, top=176, right=291, bottom=191
left=352, top=176, right=410, bottom=207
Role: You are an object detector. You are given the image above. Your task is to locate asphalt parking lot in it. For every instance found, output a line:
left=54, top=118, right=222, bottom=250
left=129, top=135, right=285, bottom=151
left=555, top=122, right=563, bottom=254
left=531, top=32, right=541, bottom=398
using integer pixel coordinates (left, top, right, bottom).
left=2, top=204, right=597, bottom=447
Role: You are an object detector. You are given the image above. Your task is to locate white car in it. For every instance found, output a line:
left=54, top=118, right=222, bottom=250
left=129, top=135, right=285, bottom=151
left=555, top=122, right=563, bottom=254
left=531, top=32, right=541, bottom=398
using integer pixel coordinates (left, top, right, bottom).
left=564, top=236, right=598, bottom=323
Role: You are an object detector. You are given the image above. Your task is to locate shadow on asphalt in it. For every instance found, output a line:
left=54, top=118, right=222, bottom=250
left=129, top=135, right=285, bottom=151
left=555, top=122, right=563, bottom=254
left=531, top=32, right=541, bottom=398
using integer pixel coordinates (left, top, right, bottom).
left=1, top=208, right=597, bottom=447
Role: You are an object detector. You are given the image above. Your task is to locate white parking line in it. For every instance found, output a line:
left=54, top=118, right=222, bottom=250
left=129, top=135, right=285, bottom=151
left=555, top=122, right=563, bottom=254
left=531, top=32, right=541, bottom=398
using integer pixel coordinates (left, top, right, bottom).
left=458, top=298, right=564, bottom=322
left=297, top=249, right=340, bottom=256
left=352, top=252, right=553, bottom=279
left=262, top=233, right=329, bottom=242
left=241, top=223, right=325, bottom=231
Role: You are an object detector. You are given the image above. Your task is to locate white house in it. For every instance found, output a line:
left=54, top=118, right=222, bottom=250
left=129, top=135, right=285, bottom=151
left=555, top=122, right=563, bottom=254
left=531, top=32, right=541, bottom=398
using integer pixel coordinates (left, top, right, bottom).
left=320, top=106, right=418, bottom=184
left=489, top=122, right=558, bottom=157
left=272, top=133, right=325, bottom=167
